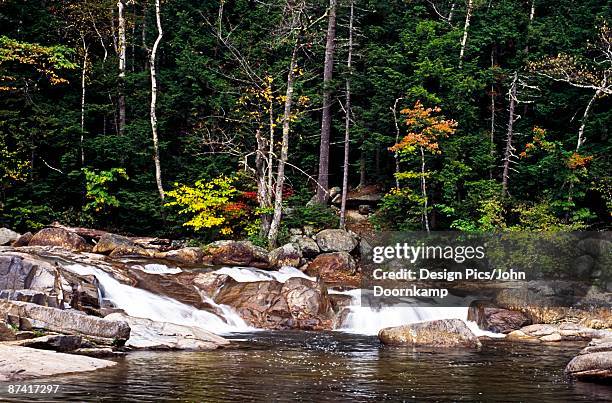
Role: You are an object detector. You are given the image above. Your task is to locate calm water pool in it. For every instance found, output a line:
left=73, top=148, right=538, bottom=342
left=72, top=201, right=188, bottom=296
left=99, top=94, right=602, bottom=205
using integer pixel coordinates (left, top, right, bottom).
left=1, top=331, right=609, bottom=402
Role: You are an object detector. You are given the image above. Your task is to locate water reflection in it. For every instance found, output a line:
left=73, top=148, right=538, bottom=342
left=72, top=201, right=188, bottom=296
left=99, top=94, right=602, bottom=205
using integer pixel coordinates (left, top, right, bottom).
left=0, top=332, right=607, bottom=402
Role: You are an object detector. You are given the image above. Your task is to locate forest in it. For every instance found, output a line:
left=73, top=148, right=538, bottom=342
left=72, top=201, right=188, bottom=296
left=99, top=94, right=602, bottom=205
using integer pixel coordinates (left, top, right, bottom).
left=0, top=0, right=610, bottom=246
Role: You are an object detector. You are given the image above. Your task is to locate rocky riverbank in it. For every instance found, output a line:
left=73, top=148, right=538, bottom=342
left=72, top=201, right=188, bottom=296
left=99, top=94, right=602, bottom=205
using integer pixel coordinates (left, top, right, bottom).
left=0, top=225, right=611, bottom=383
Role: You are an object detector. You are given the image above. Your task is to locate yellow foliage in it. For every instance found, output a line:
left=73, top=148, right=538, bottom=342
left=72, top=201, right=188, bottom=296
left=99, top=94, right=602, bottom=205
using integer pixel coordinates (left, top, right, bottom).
left=165, top=176, right=241, bottom=231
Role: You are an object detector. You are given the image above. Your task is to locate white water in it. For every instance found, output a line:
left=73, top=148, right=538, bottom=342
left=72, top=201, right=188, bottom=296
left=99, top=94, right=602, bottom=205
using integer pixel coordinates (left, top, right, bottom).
left=138, top=263, right=183, bottom=275
left=212, top=267, right=503, bottom=337
left=63, top=262, right=503, bottom=338
left=214, top=266, right=314, bottom=283
left=65, top=263, right=253, bottom=335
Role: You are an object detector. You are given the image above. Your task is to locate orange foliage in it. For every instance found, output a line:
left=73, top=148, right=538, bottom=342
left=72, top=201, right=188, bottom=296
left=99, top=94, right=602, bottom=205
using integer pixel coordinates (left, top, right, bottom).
left=567, top=152, right=593, bottom=169
left=389, top=101, right=457, bottom=154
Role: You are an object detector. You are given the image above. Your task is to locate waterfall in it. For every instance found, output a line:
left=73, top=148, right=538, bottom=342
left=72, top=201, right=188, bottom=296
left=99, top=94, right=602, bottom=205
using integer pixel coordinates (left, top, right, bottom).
left=333, top=289, right=501, bottom=337
left=214, top=266, right=503, bottom=337
left=62, top=262, right=502, bottom=338
left=65, top=263, right=253, bottom=335
left=137, top=263, right=183, bottom=275
left=214, top=266, right=314, bottom=283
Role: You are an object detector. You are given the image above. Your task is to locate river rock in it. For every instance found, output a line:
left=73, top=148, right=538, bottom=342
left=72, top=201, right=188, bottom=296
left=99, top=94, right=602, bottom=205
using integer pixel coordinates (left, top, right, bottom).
left=0, top=321, right=16, bottom=341
left=207, top=275, right=334, bottom=330
left=29, top=228, right=91, bottom=252
left=11, top=232, right=33, bottom=247
left=467, top=301, right=531, bottom=333
left=573, top=255, right=595, bottom=278
left=109, top=244, right=150, bottom=257
left=213, top=279, right=291, bottom=328
left=506, top=329, right=540, bottom=342
left=281, top=277, right=333, bottom=329
left=0, top=300, right=130, bottom=343
left=315, top=229, right=358, bottom=253
left=193, top=272, right=232, bottom=298
left=93, top=233, right=135, bottom=254
left=105, top=313, right=229, bottom=350
left=378, top=319, right=482, bottom=348
left=0, top=345, right=116, bottom=381
left=515, top=323, right=612, bottom=342
left=0, top=252, right=101, bottom=311
left=0, top=289, right=59, bottom=308
left=577, top=237, right=612, bottom=258
left=0, top=228, right=20, bottom=245
left=495, top=284, right=612, bottom=328
left=9, top=334, right=83, bottom=352
left=565, top=339, right=612, bottom=382
left=204, top=240, right=269, bottom=268
left=358, top=205, right=370, bottom=215
left=306, top=252, right=357, bottom=283
left=269, top=243, right=302, bottom=268
left=159, top=247, right=203, bottom=265
left=0, top=254, right=59, bottom=294
left=290, top=236, right=320, bottom=258
left=73, top=347, right=126, bottom=358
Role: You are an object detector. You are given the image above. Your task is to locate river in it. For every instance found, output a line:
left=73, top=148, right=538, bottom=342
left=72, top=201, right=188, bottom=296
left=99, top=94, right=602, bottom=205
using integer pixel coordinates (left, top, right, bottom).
left=1, top=332, right=608, bottom=402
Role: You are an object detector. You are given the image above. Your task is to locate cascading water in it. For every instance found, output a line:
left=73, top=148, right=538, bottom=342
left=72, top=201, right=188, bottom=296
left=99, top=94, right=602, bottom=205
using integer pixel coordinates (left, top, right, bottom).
left=212, top=266, right=502, bottom=337
left=65, top=263, right=253, bottom=335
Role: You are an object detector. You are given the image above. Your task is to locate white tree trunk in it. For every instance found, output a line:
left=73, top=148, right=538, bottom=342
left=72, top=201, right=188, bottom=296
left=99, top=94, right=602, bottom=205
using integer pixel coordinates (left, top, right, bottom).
left=80, top=37, right=88, bottom=166
left=448, top=1, right=456, bottom=23
left=268, top=42, right=299, bottom=246
left=391, top=97, right=403, bottom=188
left=576, top=89, right=601, bottom=151
left=490, top=49, right=495, bottom=179
left=117, top=0, right=126, bottom=135
left=458, top=0, right=473, bottom=68
left=150, top=0, right=165, bottom=200
left=420, top=146, right=430, bottom=232
left=339, top=0, right=354, bottom=229
left=255, top=128, right=271, bottom=235
left=502, top=72, right=518, bottom=196
left=268, top=97, right=275, bottom=200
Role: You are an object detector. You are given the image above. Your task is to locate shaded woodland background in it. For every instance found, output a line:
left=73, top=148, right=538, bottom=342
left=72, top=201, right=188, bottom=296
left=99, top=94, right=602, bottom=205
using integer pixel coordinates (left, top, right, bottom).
left=0, top=0, right=610, bottom=245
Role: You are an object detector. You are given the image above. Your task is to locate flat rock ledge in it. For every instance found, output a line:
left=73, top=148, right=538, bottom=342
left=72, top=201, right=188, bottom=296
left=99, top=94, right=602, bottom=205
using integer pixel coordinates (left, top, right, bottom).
left=0, top=345, right=116, bottom=381
left=105, top=313, right=229, bottom=350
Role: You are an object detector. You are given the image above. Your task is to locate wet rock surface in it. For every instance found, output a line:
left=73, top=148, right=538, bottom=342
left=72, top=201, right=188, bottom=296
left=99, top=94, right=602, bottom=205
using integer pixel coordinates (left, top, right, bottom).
left=565, top=338, right=612, bottom=383
left=507, top=323, right=612, bottom=343
left=378, top=319, right=482, bottom=348
left=93, top=233, right=136, bottom=254
left=467, top=301, right=531, bottom=333
left=269, top=243, right=302, bottom=269
left=306, top=252, right=358, bottom=284
left=0, top=300, right=130, bottom=343
left=8, top=334, right=83, bottom=352
left=204, top=240, right=270, bottom=268
left=0, top=345, right=116, bottom=381
left=197, top=273, right=335, bottom=330
left=105, top=312, right=228, bottom=350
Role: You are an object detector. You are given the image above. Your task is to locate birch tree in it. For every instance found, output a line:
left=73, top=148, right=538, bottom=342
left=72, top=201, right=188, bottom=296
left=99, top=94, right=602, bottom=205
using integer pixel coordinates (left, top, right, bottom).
left=529, top=24, right=611, bottom=152
left=458, top=0, right=473, bottom=68
left=117, top=0, right=127, bottom=135
left=149, top=0, right=165, bottom=199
